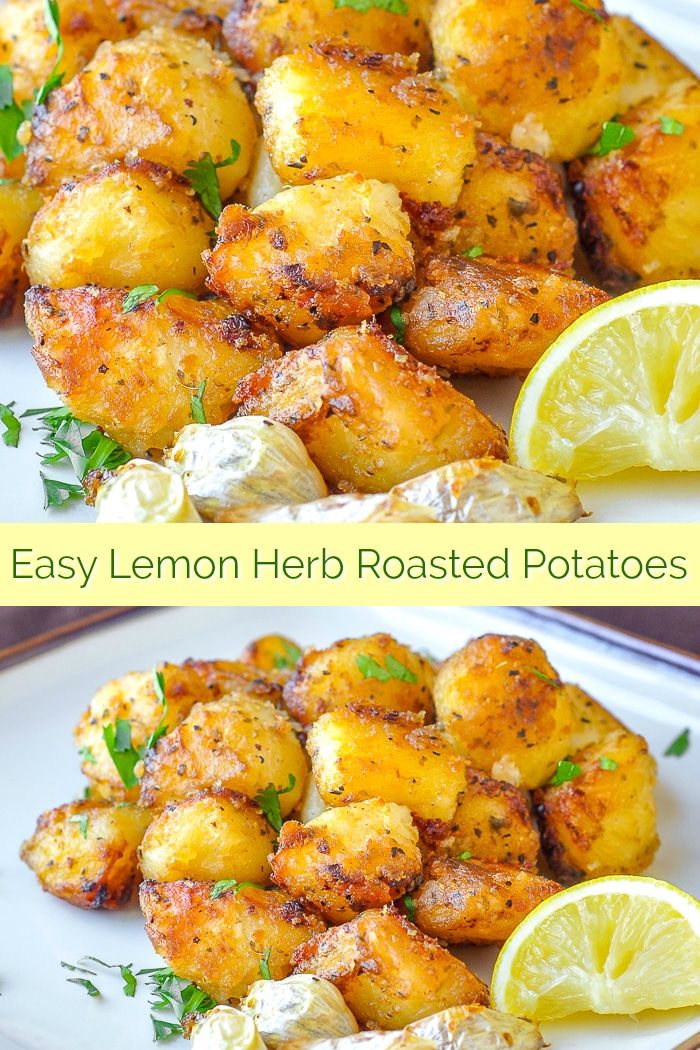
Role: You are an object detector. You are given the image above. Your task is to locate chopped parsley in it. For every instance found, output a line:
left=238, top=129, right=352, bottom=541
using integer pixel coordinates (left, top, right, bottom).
left=659, top=115, right=685, bottom=136
left=122, top=285, right=198, bottom=313
left=66, top=977, right=100, bottom=997
left=462, top=245, right=484, bottom=259
left=185, top=139, right=240, bottom=220
left=35, top=0, right=65, bottom=105
left=255, top=773, right=297, bottom=833
left=40, top=475, right=84, bottom=509
left=334, top=0, right=408, bottom=12
left=588, top=121, right=635, bottom=157
left=259, top=948, right=272, bottom=981
left=103, top=669, right=169, bottom=788
left=273, top=640, right=302, bottom=671
left=665, top=727, right=690, bottom=758
left=79, top=745, right=97, bottom=764
left=209, top=879, right=264, bottom=899
left=458, top=850, right=472, bottom=860
left=598, top=755, right=617, bottom=771
left=525, top=666, right=562, bottom=688
left=68, top=813, right=89, bottom=838
left=356, top=652, right=417, bottom=683
left=568, top=0, right=606, bottom=21
left=389, top=305, right=406, bottom=345
left=190, top=380, right=208, bottom=424
left=0, top=401, right=21, bottom=447
left=548, top=759, right=582, bottom=786
left=403, top=894, right=416, bottom=922
left=140, top=965, right=216, bottom=1039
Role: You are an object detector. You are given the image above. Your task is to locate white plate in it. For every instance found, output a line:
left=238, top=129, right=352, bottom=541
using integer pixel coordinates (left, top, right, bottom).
left=2, top=1, right=700, bottom=523
left=1, top=605, right=699, bottom=1050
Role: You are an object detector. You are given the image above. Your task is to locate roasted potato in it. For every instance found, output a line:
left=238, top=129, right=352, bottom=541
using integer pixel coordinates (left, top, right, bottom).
left=433, top=635, right=574, bottom=789
left=138, top=788, right=277, bottom=883
left=256, top=43, right=474, bottom=206
left=569, top=78, right=700, bottom=290
left=139, top=695, right=308, bottom=812
left=241, top=635, right=303, bottom=679
left=291, top=907, right=489, bottom=1028
left=21, top=800, right=150, bottom=909
left=25, top=286, right=281, bottom=456
left=205, top=175, right=415, bottom=347
left=272, top=799, right=423, bottom=922
left=565, top=683, right=627, bottom=753
left=436, top=768, right=540, bottom=870
left=234, top=323, right=507, bottom=493
left=183, top=658, right=285, bottom=701
left=104, top=0, right=230, bottom=46
left=411, top=857, right=560, bottom=945
left=282, top=634, right=435, bottom=726
left=430, top=0, right=623, bottom=162
left=613, top=15, right=694, bottom=111
left=306, top=706, right=466, bottom=825
left=534, top=730, right=659, bottom=882
left=23, top=160, right=212, bottom=292
left=24, top=27, right=256, bottom=196
left=399, top=254, right=607, bottom=375
left=433, top=132, right=577, bottom=272
left=0, top=180, right=42, bottom=318
left=141, top=880, right=326, bottom=1001
left=74, top=663, right=209, bottom=802
left=224, top=0, right=431, bottom=76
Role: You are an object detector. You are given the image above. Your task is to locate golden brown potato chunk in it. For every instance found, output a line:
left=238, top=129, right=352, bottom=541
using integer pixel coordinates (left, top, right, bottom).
left=272, top=800, right=423, bottom=922
left=74, top=663, right=209, bottom=802
left=613, top=15, right=694, bottom=112
left=306, top=706, right=465, bottom=825
left=534, top=730, right=659, bottom=883
left=431, top=0, right=623, bottom=162
left=23, top=161, right=212, bottom=292
left=139, top=695, right=308, bottom=813
left=138, top=789, right=276, bottom=883
left=256, top=43, right=474, bottom=206
left=283, top=634, right=434, bottom=726
left=205, top=175, right=415, bottom=347
left=224, top=0, right=431, bottom=76
left=434, top=635, right=574, bottom=790
left=292, top=908, right=489, bottom=1028
left=25, top=286, right=281, bottom=457
left=183, top=658, right=285, bottom=701
left=21, top=800, right=150, bottom=909
left=105, top=0, right=230, bottom=46
left=569, top=79, right=700, bottom=290
left=141, top=880, right=325, bottom=1001
left=565, top=684, right=627, bottom=753
left=24, top=27, right=256, bottom=196
left=400, top=254, right=607, bottom=375
left=240, top=635, right=303, bottom=680
left=411, top=857, right=560, bottom=945
left=234, top=323, right=507, bottom=493
left=0, top=180, right=42, bottom=318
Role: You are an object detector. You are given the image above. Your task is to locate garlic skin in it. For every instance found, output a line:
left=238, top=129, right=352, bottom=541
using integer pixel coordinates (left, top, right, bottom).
left=95, top=460, right=202, bottom=523
left=191, top=1007, right=267, bottom=1050
left=407, top=1006, right=544, bottom=1050
left=240, top=975, right=358, bottom=1049
left=165, top=417, right=327, bottom=520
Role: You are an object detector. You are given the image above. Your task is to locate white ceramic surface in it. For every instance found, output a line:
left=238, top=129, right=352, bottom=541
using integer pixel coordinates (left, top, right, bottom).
left=1, top=605, right=699, bottom=1050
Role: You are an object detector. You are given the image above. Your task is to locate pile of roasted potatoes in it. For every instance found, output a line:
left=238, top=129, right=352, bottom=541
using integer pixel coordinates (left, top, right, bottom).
left=1, top=0, right=698, bottom=520
left=21, top=630, right=659, bottom=1043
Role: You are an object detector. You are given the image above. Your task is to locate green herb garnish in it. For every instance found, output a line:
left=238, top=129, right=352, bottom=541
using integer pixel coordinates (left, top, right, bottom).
left=273, top=640, right=303, bottom=671
left=569, top=0, right=606, bottom=21
left=103, top=719, right=142, bottom=790
left=659, top=115, right=685, bottom=136
left=462, top=245, right=484, bottom=259
left=458, top=850, right=472, bottom=860
left=598, top=755, right=617, bottom=771
left=0, top=401, right=21, bottom=447
left=40, top=474, right=84, bottom=509
left=190, top=380, right=207, bottom=424
left=548, top=759, right=582, bottom=786
left=333, top=0, right=408, bottom=12
left=152, top=1018, right=182, bottom=1042
left=525, top=666, right=562, bottom=688
left=185, top=139, right=240, bottom=220
left=255, top=773, right=297, bottom=833
left=0, top=67, right=30, bottom=162
left=66, top=977, right=100, bottom=997
left=140, top=966, right=217, bottom=1038
left=356, top=653, right=417, bottom=684
left=259, top=947, right=272, bottom=981
left=665, top=728, right=690, bottom=757
left=76, top=957, right=138, bottom=998
left=79, top=745, right=97, bottom=764
left=34, top=0, right=64, bottom=105
left=389, top=305, right=405, bottom=345
left=122, top=285, right=198, bottom=313
left=403, top=894, right=416, bottom=921
left=588, top=121, right=635, bottom=157
left=69, top=813, right=89, bottom=838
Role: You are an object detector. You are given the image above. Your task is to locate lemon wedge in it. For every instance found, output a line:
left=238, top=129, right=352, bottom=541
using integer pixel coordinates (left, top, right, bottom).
left=491, top=875, right=700, bottom=1021
left=510, top=281, right=700, bottom=480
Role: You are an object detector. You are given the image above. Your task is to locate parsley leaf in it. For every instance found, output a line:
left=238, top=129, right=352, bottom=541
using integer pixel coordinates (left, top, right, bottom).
left=525, top=666, right=562, bottom=688
left=34, top=0, right=64, bottom=106
left=210, top=879, right=263, bottom=899
left=145, top=667, right=170, bottom=750
left=659, top=115, right=685, bottom=136
left=599, top=755, right=617, bottom=771
left=68, top=813, right=89, bottom=838
left=122, top=285, right=198, bottom=313
left=334, top=0, right=408, bottom=11
left=458, top=850, right=472, bottom=860
left=0, top=67, right=29, bottom=162
left=0, top=401, right=21, bottom=447
left=356, top=652, right=417, bottom=683
left=273, top=640, right=302, bottom=670
left=403, top=894, right=416, bottom=922
left=665, top=728, right=690, bottom=757
left=588, top=121, right=635, bottom=157
left=79, top=745, right=97, bottom=764
left=152, top=1018, right=182, bottom=1042
left=103, top=718, right=142, bottom=790
left=259, top=947, right=272, bottom=980
left=74, top=957, right=138, bottom=998
left=190, top=380, right=207, bottom=424
left=142, top=967, right=216, bottom=1038
left=548, top=759, right=582, bottom=786
left=569, top=0, right=606, bottom=21
left=255, top=773, right=297, bottom=833
left=390, top=304, right=405, bottom=345
left=462, top=245, right=484, bottom=259
left=67, top=977, right=100, bottom=997
left=40, top=473, right=84, bottom=509
left=185, top=139, right=240, bottom=220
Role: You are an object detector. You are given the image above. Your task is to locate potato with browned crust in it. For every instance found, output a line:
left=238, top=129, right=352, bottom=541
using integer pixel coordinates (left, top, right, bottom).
left=569, top=79, right=700, bottom=290
left=534, top=730, right=659, bottom=883
left=411, top=857, right=560, bottom=945
left=224, top=0, right=431, bottom=76
left=272, top=799, right=423, bottom=922
left=234, top=323, right=507, bottom=493
left=399, top=254, right=607, bottom=376
left=291, top=907, right=489, bottom=1028
left=205, top=175, right=415, bottom=347
left=0, top=181, right=42, bottom=318
left=431, top=0, right=623, bottom=162
left=565, top=683, right=627, bottom=753
left=104, top=0, right=230, bottom=46
left=139, top=695, right=308, bottom=812
left=141, top=880, right=326, bottom=1001
left=255, top=42, right=474, bottom=206
left=138, top=789, right=277, bottom=883
left=433, top=635, right=574, bottom=790
left=21, top=800, right=150, bottom=909
left=612, top=15, right=694, bottom=112
left=183, top=658, right=285, bottom=701
left=306, top=706, right=465, bottom=825
left=240, top=635, right=303, bottom=680
left=73, top=663, right=209, bottom=802
left=24, top=27, right=256, bottom=196
left=283, top=634, right=434, bottom=726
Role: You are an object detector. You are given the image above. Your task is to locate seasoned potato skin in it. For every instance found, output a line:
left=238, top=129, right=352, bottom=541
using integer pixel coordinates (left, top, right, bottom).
left=256, top=43, right=474, bottom=206
left=21, top=800, right=150, bottom=909
left=431, top=0, right=623, bottom=162
left=240, top=635, right=303, bottom=681
left=291, top=907, right=489, bottom=1028
left=565, top=684, right=626, bottom=753
left=25, top=286, right=281, bottom=457
left=74, top=663, right=209, bottom=802
left=613, top=15, right=694, bottom=112
left=105, top=0, right=230, bottom=45
left=183, top=658, right=285, bottom=702
left=234, top=323, right=507, bottom=493
left=206, top=175, right=415, bottom=347
left=0, top=181, right=42, bottom=318
left=138, top=788, right=276, bottom=883
left=283, top=634, right=435, bottom=726
left=434, top=635, right=574, bottom=789
left=400, top=254, right=607, bottom=375
left=24, top=27, right=256, bottom=196
left=272, top=800, right=423, bottom=922
left=23, top=160, right=212, bottom=292
left=141, top=880, right=326, bottom=1001
left=534, top=730, right=659, bottom=883
left=224, top=0, right=431, bottom=75
left=139, top=695, right=308, bottom=812
left=306, top=706, right=466, bottom=824
left=569, top=79, right=700, bottom=290
left=411, top=857, right=560, bottom=945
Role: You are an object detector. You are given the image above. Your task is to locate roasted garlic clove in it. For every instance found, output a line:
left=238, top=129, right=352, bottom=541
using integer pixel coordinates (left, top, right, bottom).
left=95, top=460, right=202, bottom=523
left=191, top=1007, right=267, bottom=1050
left=407, top=1005, right=545, bottom=1050
left=240, top=975, right=359, bottom=1048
